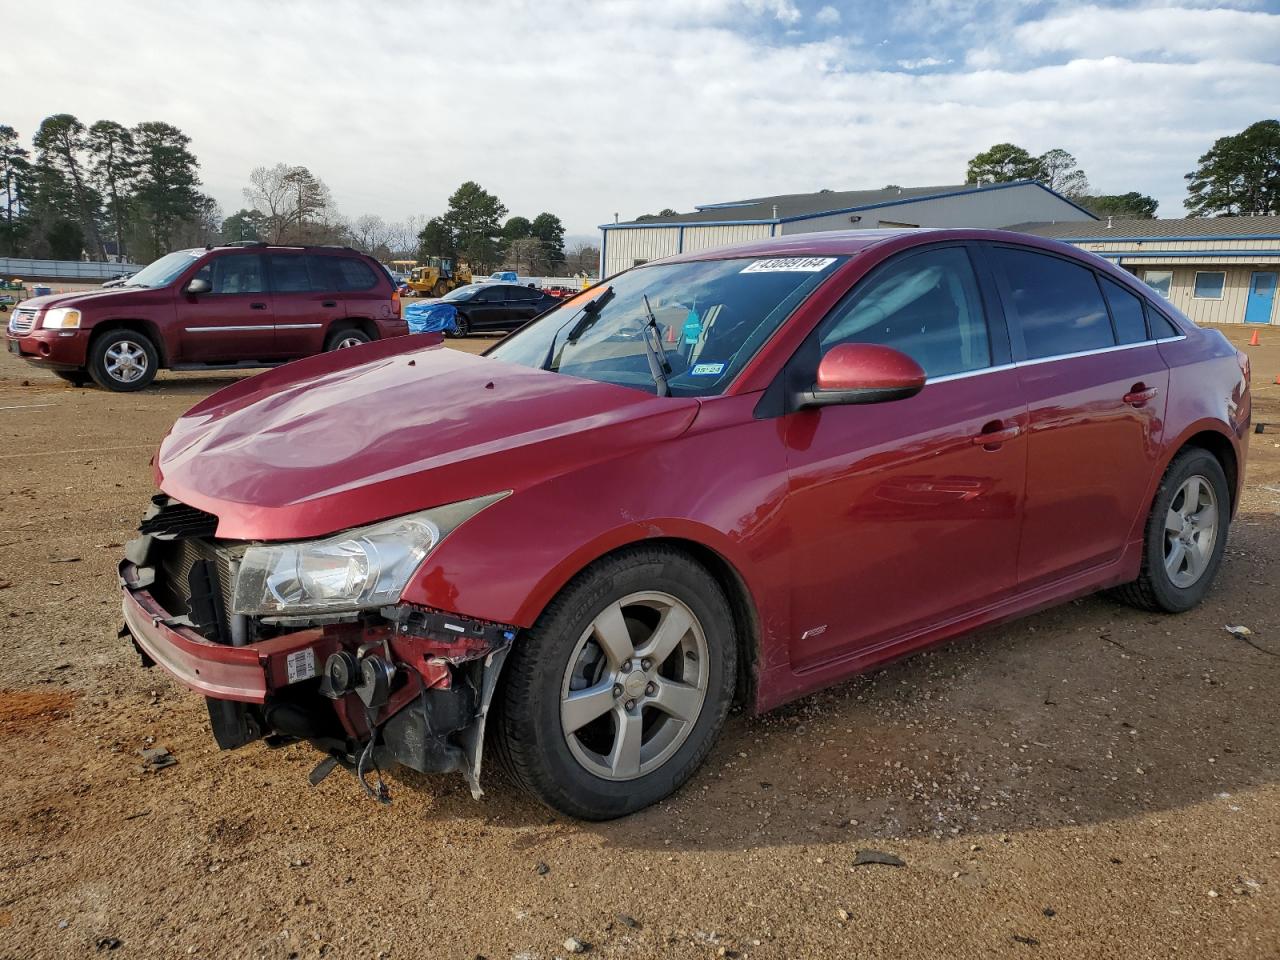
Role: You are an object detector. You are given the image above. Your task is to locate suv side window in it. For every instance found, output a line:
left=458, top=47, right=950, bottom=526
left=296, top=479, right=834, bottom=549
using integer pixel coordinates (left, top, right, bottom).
left=993, top=247, right=1114, bottom=359
left=818, top=246, right=992, bottom=378
left=334, top=257, right=378, bottom=292
left=194, top=254, right=265, bottom=294
left=1099, top=276, right=1148, bottom=345
left=306, top=256, right=339, bottom=292
left=268, top=254, right=311, bottom=293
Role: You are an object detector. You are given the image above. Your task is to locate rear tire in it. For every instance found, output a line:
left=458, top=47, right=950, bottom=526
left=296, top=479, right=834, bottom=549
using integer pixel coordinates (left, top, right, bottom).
left=433, top=280, right=447, bottom=298
left=88, top=330, right=158, bottom=392
left=325, top=328, right=372, bottom=351
left=494, top=546, right=737, bottom=820
left=1112, top=447, right=1230, bottom=613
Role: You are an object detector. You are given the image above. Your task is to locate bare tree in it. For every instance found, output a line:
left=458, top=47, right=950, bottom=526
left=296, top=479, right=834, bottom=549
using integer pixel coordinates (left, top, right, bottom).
left=386, top=214, right=426, bottom=259
left=351, top=213, right=392, bottom=255
left=244, top=163, right=294, bottom=242
left=566, top=240, right=600, bottom=276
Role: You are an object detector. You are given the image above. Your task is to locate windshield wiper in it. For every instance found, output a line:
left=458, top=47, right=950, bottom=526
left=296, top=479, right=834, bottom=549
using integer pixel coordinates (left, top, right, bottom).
left=541, top=286, right=615, bottom=371
left=640, top=294, right=671, bottom=398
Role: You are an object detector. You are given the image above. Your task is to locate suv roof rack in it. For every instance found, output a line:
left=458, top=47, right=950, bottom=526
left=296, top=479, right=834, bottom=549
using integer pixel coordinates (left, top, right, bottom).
left=222, top=240, right=268, bottom=248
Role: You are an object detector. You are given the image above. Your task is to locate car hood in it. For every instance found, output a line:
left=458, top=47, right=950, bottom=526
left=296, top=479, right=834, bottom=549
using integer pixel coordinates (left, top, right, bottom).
left=156, top=337, right=701, bottom=540
left=18, top=287, right=162, bottom=312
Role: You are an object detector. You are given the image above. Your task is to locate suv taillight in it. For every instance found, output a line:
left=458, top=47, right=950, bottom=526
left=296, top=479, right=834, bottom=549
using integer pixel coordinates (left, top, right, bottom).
left=391, top=288, right=401, bottom=318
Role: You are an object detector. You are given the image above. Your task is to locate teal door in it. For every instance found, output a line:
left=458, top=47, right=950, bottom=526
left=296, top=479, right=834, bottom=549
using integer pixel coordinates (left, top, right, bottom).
left=1245, top=271, right=1276, bottom=324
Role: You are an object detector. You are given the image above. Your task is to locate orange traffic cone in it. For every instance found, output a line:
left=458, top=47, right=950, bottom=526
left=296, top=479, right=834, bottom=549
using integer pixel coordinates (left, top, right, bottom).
left=1249, top=330, right=1260, bottom=346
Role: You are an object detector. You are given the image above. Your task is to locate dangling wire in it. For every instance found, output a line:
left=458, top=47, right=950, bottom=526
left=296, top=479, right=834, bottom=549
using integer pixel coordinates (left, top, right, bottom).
left=356, top=701, right=391, bottom=805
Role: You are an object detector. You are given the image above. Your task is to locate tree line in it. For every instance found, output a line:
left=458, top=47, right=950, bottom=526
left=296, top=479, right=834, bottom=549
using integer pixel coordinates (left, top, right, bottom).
left=417, top=181, right=597, bottom=276
left=964, top=119, right=1280, bottom=219
left=0, top=115, right=594, bottom=275
left=0, top=115, right=214, bottom=262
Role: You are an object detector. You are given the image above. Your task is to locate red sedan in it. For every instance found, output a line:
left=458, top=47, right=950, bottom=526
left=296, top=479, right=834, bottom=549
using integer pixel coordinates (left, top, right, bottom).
left=120, top=229, right=1251, bottom=819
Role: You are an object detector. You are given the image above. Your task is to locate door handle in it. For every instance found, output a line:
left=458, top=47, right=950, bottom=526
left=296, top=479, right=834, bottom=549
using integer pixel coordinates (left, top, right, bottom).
left=1123, top=384, right=1159, bottom=407
left=250, top=302, right=268, bottom=310
left=322, top=300, right=337, bottom=308
left=972, top=421, right=1020, bottom=448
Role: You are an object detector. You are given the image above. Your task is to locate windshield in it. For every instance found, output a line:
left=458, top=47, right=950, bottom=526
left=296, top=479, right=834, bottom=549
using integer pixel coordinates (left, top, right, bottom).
left=486, top=256, right=844, bottom=397
left=124, top=249, right=202, bottom=288
left=442, top=285, right=479, bottom=302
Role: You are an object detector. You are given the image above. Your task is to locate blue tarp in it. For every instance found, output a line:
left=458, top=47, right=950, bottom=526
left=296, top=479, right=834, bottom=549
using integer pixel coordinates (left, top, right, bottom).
left=403, top=300, right=459, bottom=334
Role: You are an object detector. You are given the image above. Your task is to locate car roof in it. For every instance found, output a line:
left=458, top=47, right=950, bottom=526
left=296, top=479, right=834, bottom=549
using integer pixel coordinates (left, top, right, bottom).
left=655, top=227, right=1090, bottom=264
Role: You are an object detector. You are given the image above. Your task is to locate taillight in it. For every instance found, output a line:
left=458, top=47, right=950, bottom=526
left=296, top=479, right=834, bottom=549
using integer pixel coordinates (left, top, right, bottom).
left=391, top=289, right=401, bottom=318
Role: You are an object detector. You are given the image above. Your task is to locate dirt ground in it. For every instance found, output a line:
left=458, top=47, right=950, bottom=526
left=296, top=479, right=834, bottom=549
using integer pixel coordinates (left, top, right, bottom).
left=1, top=327, right=1278, bottom=960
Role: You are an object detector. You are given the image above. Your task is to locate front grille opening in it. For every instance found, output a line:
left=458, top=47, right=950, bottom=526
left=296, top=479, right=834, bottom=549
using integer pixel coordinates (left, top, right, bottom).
left=140, top=495, right=219, bottom=539
left=149, top=537, right=237, bottom=643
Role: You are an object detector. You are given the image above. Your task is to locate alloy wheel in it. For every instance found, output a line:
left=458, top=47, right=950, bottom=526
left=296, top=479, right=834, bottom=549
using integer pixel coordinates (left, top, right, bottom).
left=104, top=340, right=149, bottom=383
left=559, top=591, right=709, bottom=781
left=335, top=335, right=365, bottom=349
left=1164, top=474, right=1219, bottom=588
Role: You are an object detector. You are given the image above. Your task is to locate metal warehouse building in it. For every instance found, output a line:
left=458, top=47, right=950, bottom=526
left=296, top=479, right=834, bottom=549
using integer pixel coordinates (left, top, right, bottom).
left=599, top=180, right=1095, bottom=276
left=1015, top=217, right=1280, bottom=326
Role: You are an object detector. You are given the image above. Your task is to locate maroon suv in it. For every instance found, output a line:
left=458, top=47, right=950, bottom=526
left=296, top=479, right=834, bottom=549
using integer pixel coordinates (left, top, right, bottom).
left=4, top=243, right=407, bottom=391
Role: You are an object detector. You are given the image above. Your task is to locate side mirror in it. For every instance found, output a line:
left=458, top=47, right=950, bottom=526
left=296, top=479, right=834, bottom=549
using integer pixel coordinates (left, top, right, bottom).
left=186, top=277, right=212, bottom=296
left=795, top=343, right=926, bottom=408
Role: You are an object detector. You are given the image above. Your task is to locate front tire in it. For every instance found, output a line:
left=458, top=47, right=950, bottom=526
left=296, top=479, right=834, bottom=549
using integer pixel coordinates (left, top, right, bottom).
left=1113, top=447, right=1230, bottom=613
left=495, top=546, right=737, bottom=820
left=88, top=330, right=158, bottom=392
left=453, top=315, right=470, bottom=338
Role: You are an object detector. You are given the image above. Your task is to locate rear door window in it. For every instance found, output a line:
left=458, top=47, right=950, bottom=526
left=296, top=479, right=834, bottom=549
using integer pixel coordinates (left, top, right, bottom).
left=818, top=245, right=992, bottom=378
left=306, top=256, right=339, bottom=292
left=334, top=257, right=379, bottom=292
left=993, top=247, right=1115, bottom=360
left=268, top=254, right=311, bottom=293
left=1099, top=276, right=1149, bottom=345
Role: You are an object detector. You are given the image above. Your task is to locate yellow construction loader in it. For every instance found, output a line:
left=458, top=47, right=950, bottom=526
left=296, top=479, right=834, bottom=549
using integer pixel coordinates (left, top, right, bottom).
left=407, top=257, right=472, bottom=297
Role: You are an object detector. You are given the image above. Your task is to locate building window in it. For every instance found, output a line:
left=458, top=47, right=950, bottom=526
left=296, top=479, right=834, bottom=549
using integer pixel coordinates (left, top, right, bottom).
left=1142, top=270, right=1173, bottom=298
left=1192, top=271, right=1226, bottom=300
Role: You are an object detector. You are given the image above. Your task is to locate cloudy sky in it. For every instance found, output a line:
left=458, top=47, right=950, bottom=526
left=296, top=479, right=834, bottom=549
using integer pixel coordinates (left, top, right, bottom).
left=4, top=0, right=1279, bottom=237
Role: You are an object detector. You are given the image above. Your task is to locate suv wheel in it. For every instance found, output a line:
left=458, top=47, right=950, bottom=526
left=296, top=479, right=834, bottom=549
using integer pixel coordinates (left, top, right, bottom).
left=89, top=330, right=158, bottom=392
left=1112, top=447, right=1231, bottom=613
left=494, top=546, right=737, bottom=820
left=325, top=328, right=372, bottom=351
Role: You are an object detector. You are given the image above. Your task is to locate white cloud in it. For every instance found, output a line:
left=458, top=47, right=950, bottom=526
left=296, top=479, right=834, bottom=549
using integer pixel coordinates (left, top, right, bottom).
left=1, top=0, right=1277, bottom=234
left=897, top=56, right=952, bottom=69
left=1012, top=4, right=1280, bottom=61
left=815, top=5, right=841, bottom=25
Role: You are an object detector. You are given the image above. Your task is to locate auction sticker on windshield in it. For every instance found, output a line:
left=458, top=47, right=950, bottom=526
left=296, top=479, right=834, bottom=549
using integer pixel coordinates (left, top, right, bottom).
left=741, top=257, right=836, bottom=273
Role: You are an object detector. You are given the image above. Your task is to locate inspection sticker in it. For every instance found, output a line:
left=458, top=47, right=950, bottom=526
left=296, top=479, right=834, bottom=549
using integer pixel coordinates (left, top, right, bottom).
left=286, top=647, right=317, bottom=684
left=741, top=257, right=836, bottom=273
left=691, top=362, right=725, bottom=376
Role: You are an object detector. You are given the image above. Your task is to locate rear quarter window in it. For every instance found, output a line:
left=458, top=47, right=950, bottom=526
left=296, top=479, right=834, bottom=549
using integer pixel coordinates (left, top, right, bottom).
left=334, top=257, right=380, bottom=292
left=994, top=247, right=1115, bottom=360
left=1099, top=276, right=1148, bottom=345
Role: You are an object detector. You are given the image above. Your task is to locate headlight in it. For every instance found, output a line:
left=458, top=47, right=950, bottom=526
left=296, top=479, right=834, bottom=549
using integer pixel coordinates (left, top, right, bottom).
left=231, top=493, right=507, bottom=616
left=43, top=308, right=82, bottom=330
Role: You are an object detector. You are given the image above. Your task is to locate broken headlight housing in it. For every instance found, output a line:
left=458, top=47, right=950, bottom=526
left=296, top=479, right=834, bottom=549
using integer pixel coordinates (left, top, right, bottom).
left=231, top=493, right=507, bottom=617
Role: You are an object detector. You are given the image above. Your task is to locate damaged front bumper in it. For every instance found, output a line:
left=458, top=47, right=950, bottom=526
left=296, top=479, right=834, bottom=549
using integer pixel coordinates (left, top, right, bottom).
left=120, top=555, right=514, bottom=802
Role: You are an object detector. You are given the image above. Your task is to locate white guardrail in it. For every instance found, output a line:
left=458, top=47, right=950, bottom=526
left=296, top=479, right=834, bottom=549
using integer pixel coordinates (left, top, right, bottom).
left=0, top=258, right=143, bottom=282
